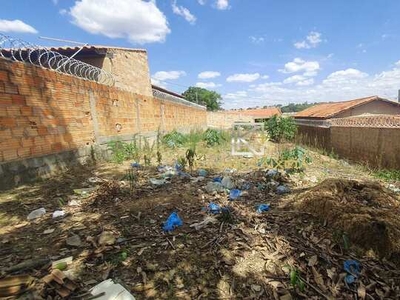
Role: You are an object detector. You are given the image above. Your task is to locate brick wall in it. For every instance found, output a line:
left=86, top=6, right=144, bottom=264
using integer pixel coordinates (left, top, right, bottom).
left=207, top=111, right=254, bottom=129
left=0, top=58, right=206, bottom=166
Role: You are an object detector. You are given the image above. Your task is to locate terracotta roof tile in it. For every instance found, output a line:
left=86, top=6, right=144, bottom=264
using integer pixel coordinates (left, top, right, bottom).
left=294, top=96, right=400, bottom=119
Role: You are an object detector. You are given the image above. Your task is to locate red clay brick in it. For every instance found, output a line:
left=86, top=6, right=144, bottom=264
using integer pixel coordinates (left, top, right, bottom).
left=37, top=126, right=48, bottom=135
left=0, top=70, right=9, bottom=82
left=17, top=147, right=31, bottom=158
left=4, top=83, right=18, bottom=94
left=11, top=95, right=26, bottom=105
left=0, top=117, right=16, bottom=128
left=6, top=106, right=21, bottom=117
left=20, top=106, right=32, bottom=116
left=3, top=149, right=18, bottom=161
left=21, top=138, right=34, bottom=147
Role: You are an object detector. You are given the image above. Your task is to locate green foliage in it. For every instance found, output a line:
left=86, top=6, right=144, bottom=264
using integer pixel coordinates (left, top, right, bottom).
left=182, top=86, right=222, bottom=111
left=265, top=115, right=297, bottom=143
left=107, top=136, right=141, bottom=164
left=259, top=146, right=312, bottom=173
left=156, top=151, right=162, bottom=165
left=177, top=156, right=187, bottom=171
left=374, top=169, right=400, bottom=181
left=186, top=148, right=196, bottom=171
left=125, top=168, right=137, bottom=192
left=289, top=268, right=305, bottom=292
left=279, top=101, right=317, bottom=113
left=203, top=128, right=227, bottom=147
left=162, top=130, right=187, bottom=148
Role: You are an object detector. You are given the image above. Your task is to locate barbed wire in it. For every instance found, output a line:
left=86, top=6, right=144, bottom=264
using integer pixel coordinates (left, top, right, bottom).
left=0, top=33, right=115, bottom=86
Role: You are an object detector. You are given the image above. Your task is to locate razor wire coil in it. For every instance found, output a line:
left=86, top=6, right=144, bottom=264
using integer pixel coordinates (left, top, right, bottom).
left=0, top=33, right=115, bottom=86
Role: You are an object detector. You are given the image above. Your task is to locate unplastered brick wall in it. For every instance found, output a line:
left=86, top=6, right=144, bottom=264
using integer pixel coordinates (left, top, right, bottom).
left=207, top=111, right=254, bottom=129
left=0, top=58, right=207, bottom=165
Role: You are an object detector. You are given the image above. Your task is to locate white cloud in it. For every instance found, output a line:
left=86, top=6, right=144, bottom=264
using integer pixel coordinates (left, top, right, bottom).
left=283, top=75, right=306, bottom=84
left=52, top=0, right=59, bottom=4
left=59, top=9, right=68, bottom=15
left=215, top=0, right=229, bottom=10
left=249, top=36, right=265, bottom=44
left=279, top=58, right=320, bottom=77
left=227, top=73, right=260, bottom=82
left=0, top=19, right=38, bottom=34
left=151, top=78, right=167, bottom=88
left=196, top=82, right=221, bottom=89
left=224, top=91, right=248, bottom=100
left=172, top=1, right=196, bottom=25
left=261, top=75, right=270, bottom=79
left=198, top=0, right=206, bottom=4
left=68, top=0, right=170, bottom=44
left=153, top=71, right=186, bottom=81
left=322, top=68, right=368, bottom=86
left=198, top=71, right=221, bottom=79
left=296, top=78, right=314, bottom=86
left=294, top=31, right=323, bottom=49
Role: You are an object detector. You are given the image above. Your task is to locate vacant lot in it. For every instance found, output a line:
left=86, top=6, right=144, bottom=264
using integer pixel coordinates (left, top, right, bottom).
left=1, top=137, right=399, bottom=299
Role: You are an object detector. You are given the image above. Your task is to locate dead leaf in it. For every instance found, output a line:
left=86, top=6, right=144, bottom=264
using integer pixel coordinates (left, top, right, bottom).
left=308, top=255, right=318, bottom=267
left=357, top=282, right=366, bottom=300
left=311, top=266, right=327, bottom=292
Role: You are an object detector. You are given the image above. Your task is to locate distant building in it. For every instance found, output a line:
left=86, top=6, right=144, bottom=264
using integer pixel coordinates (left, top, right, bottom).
left=294, top=96, right=400, bottom=127
left=229, top=107, right=282, bottom=122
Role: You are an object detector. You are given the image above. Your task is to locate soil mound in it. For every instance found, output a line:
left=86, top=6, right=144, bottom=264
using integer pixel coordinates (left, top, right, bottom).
left=296, top=179, right=400, bottom=262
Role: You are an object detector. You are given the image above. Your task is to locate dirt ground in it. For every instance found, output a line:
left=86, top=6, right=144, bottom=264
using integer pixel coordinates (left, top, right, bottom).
left=1, top=142, right=399, bottom=299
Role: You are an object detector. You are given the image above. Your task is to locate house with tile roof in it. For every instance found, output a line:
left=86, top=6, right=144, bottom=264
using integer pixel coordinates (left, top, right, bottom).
left=294, top=96, right=400, bottom=127
left=230, top=107, right=282, bottom=122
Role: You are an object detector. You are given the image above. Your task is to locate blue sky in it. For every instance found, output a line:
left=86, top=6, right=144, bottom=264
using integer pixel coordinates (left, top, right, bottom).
left=1, top=0, right=400, bottom=109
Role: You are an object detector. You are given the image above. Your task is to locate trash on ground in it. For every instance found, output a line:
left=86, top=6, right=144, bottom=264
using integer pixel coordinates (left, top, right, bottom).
left=87, top=177, right=103, bottom=183
left=73, top=187, right=97, bottom=197
left=52, top=257, right=73, bottom=271
left=388, top=184, right=400, bottom=193
left=42, top=269, right=78, bottom=298
left=52, top=210, right=65, bottom=219
left=256, top=204, right=270, bottom=213
left=4, top=258, right=50, bottom=274
left=90, top=279, right=136, bottom=300
left=343, top=259, right=361, bottom=284
left=208, top=202, right=221, bottom=214
left=190, top=216, right=218, bottom=230
left=27, top=208, right=46, bottom=220
left=241, top=182, right=251, bottom=190
left=0, top=275, right=36, bottom=297
left=191, top=176, right=205, bottom=183
left=98, top=231, right=116, bottom=246
left=266, top=169, right=279, bottom=178
left=205, top=181, right=224, bottom=193
left=66, top=234, right=82, bottom=247
left=68, top=200, right=81, bottom=206
left=213, top=176, right=222, bottom=183
left=198, top=169, right=208, bottom=177
left=222, top=176, right=234, bottom=189
left=276, top=185, right=290, bottom=195
left=131, top=162, right=141, bottom=168
left=224, top=168, right=236, bottom=174
left=229, top=189, right=241, bottom=200
left=162, top=212, right=183, bottom=232
left=149, top=178, right=167, bottom=186
left=43, top=228, right=55, bottom=234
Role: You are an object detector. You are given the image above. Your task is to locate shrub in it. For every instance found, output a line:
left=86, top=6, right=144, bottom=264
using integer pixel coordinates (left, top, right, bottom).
left=203, top=128, right=227, bottom=147
left=162, top=130, right=187, bottom=148
left=265, top=115, right=297, bottom=143
left=259, top=146, right=312, bottom=173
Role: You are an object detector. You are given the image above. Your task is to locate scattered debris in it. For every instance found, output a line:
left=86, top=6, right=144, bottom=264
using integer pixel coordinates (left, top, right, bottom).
left=163, top=212, right=183, bottom=232
left=205, top=181, right=224, bottom=193
left=66, top=234, right=82, bottom=247
left=343, top=259, right=361, bottom=284
left=90, top=279, right=136, bottom=300
left=198, top=169, right=208, bottom=177
left=42, top=269, right=78, bottom=298
left=222, top=176, right=234, bottom=189
left=256, top=204, right=270, bottom=213
left=27, top=208, right=46, bottom=220
left=98, top=231, right=116, bottom=246
left=229, top=189, right=241, bottom=200
left=4, top=258, right=50, bottom=274
left=43, top=228, right=55, bottom=234
left=208, top=202, right=221, bottom=214
left=52, top=257, right=73, bottom=271
left=190, top=216, right=218, bottom=230
left=276, top=185, right=290, bottom=195
left=150, top=178, right=167, bottom=186
left=52, top=210, right=65, bottom=219
left=0, top=275, right=35, bottom=297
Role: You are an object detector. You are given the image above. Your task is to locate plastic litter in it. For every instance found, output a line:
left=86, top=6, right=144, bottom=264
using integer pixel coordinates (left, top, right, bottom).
left=213, top=177, right=223, bottom=183
left=131, top=162, right=140, bottom=168
left=198, top=169, right=208, bottom=177
left=388, top=184, right=400, bottom=193
left=27, top=208, right=46, bottom=220
left=52, top=210, right=65, bottom=219
left=344, top=259, right=361, bottom=284
left=150, top=178, right=167, bottom=186
left=163, top=212, right=183, bottom=232
left=178, top=171, right=191, bottom=178
left=229, top=189, right=241, bottom=200
left=175, top=162, right=183, bottom=171
left=266, top=169, right=279, bottom=177
left=256, top=204, right=270, bottom=213
left=208, top=202, right=221, bottom=214
left=224, top=168, right=236, bottom=174
left=222, top=176, right=234, bottom=189
left=190, top=216, right=218, bottom=230
left=276, top=185, right=290, bottom=195
left=191, top=176, right=205, bottom=183
left=205, top=182, right=225, bottom=193
left=90, top=279, right=136, bottom=300
left=242, top=183, right=251, bottom=190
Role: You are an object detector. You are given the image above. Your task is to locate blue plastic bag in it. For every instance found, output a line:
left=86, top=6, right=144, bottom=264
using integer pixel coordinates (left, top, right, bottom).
left=175, top=163, right=183, bottom=171
left=343, top=260, right=361, bottom=284
left=276, top=185, right=290, bottom=195
left=131, top=162, right=140, bottom=168
left=162, top=212, right=183, bottom=232
left=256, top=204, right=270, bottom=213
left=213, top=177, right=222, bottom=183
left=208, top=202, right=221, bottom=214
left=229, top=189, right=241, bottom=200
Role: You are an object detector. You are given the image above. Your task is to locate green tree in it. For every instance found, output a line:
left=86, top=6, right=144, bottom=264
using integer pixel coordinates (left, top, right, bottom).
left=265, top=115, right=297, bottom=143
left=182, top=87, right=222, bottom=111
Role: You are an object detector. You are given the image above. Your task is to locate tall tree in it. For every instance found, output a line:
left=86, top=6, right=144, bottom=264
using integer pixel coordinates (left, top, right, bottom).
left=182, top=87, right=222, bottom=111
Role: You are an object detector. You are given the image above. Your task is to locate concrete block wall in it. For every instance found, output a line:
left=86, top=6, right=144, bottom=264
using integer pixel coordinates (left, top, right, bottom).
left=0, top=58, right=207, bottom=189
left=207, top=111, right=254, bottom=129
